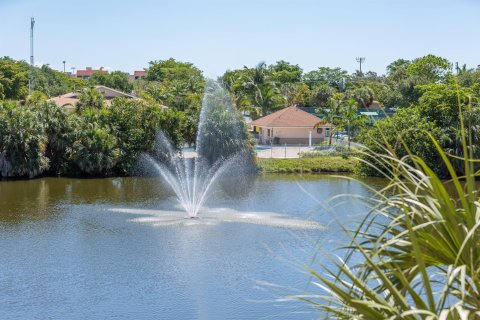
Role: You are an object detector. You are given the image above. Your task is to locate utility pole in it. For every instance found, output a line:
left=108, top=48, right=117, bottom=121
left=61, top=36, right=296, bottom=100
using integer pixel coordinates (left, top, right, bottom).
left=29, top=17, right=35, bottom=95
left=62, top=60, right=66, bottom=73
left=356, top=57, right=365, bottom=75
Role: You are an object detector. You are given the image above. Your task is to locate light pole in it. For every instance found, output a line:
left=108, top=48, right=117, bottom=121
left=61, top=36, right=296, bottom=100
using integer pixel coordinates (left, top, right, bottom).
left=62, top=61, right=66, bottom=73
left=356, top=57, right=365, bottom=74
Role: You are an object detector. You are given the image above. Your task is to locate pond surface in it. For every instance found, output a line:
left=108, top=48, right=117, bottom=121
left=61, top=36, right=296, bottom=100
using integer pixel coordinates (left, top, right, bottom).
left=0, top=174, right=383, bottom=320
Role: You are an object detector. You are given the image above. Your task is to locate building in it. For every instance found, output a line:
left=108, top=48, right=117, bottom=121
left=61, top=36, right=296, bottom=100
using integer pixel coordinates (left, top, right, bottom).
left=76, top=67, right=107, bottom=79
left=50, top=85, right=136, bottom=110
left=358, top=100, right=396, bottom=124
left=129, top=70, right=147, bottom=81
left=250, top=106, right=334, bottom=145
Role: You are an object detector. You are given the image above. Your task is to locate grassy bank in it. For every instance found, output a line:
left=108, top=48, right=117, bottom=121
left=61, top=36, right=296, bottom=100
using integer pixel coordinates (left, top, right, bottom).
left=257, top=156, right=357, bottom=173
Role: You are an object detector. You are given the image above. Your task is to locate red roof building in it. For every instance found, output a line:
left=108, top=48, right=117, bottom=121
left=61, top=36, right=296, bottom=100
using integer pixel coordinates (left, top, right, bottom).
left=76, top=67, right=107, bottom=79
left=251, top=106, right=334, bottom=145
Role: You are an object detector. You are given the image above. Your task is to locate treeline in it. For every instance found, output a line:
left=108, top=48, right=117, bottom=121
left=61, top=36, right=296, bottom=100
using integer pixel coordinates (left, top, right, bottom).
left=0, top=98, right=187, bottom=178
left=1, top=55, right=480, bottom=178
left=219, top=56, right=480, bottom=177
left=0, top=57, right=206, bottom=178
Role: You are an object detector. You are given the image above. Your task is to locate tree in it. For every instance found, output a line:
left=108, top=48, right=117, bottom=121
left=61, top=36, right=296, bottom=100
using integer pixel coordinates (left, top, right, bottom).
left=347, top=86, right=375, bottom=108
left=282, top=82, right=312, bottom=107
left=147, top=58, right=205, bottom=90
left=106, top=98, right=167, bottom=174
left=316, top=93, right=344, bottom=145
left=90, top=70, right=133, bottom=93
left=0, top=101, right=49, bottom=178
left=70, top=110, right=120, bottom=176
left=407, top=54, right=452, bottom=84
left=238, top=62, right=285, bottom=118
left=0, top=57, right=28, bottom=100
left=32, top=64, right=70, bottom=97
left=268, top=60, right=303, bottom=84
left=33, top=100, right=74, bottom=174
left=76, top=87, right=105, bottom=111
left=310, top=83, right=337, bottom=108
left=304, top=67, right=349, bottom=91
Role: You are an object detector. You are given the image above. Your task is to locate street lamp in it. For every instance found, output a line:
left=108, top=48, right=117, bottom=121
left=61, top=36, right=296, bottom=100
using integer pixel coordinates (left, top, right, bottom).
left=356, top=57, right=365, bottom=74
left=62, top=60, right=66, bottom=73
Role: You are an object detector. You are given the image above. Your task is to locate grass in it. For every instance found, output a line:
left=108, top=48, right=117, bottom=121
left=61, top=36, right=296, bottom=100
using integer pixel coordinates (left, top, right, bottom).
left=257, top=156, right=357, bottom=173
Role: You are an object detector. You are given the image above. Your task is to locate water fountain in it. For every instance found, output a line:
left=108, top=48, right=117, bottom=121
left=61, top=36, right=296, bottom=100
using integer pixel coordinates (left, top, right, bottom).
left=142, top=81, right=255, bottom=218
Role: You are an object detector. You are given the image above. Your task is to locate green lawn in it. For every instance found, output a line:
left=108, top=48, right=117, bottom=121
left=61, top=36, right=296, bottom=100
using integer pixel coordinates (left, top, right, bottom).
left=257, top=156, right=357, bottom=173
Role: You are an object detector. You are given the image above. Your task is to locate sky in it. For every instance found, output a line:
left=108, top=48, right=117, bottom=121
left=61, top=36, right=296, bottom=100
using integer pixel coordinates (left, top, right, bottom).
left=0, top=0, right=479, bottom=78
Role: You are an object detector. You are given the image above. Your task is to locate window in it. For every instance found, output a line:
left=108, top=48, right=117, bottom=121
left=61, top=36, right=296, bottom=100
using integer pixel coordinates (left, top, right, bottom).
left=325, top=128, right=331, bottom=137
left=317, top=128, right=323, bottom=134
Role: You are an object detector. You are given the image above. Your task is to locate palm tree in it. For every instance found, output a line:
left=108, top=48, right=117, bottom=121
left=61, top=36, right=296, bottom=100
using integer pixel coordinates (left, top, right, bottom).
left=316, top=93, right=344, bottom=145
left=76, top=87, right=104, bottom=112
left=240, top=62, right=285, bottom=119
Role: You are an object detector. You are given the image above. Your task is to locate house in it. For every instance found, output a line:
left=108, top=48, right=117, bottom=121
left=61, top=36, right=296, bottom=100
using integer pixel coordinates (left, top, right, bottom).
left=76, top=67, right=107, bottom=79
left=50, top=85, right=136, bottom=110
left=250, top=106, right=335, bottom=145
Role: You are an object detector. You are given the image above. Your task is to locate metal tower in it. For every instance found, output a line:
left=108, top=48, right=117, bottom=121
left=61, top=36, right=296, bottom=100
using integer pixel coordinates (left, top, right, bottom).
left=29, top=17, right=35, bottom=95
left=356, top=57, right=365, bottom=74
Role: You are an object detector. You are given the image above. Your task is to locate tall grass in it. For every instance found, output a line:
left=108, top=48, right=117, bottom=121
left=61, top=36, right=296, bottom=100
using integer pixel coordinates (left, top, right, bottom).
left=299, top=99, right=480, bottom=319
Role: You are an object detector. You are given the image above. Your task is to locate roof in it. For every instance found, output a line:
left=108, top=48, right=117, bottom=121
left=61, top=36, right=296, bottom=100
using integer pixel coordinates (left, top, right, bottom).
left=360, top=111, right=379, bottom=116
left=94, top=85, right=136, bottom=99
left=49, top=86, right=135, bottom=108
left=76, top=69, right=106, bottom=77
left=51, top=93, right=79, bottom=108
left=133, top=70, right=146, bottom=77
left=250, top=106, right=333, bottom=128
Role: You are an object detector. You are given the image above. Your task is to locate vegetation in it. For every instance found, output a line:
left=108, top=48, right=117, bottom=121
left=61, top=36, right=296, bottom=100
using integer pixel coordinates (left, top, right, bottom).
left=257, top=157, right=356, bottom=173
left=300, top=107, right=480, bottom=319
left=1, top=54, right=480, bottom=178
left=89, top=70, right=133, bottom=93
left=359, top=82, right=480, bottom=177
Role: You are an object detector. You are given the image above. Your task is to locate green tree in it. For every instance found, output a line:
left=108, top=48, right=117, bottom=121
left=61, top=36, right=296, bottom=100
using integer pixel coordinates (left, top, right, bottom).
left=268, top=60, right=303, bottom=84
left=90, top=70, right=133, bottom=93
left=147, top=58, right=205, bottom=88
left=34, top=101, right=75, bottom=174
left=32, top=64, right=70, bottom=97
left=106, top=98, right=165, bottom=174
left=70, top=110, right=120, bottom=176
left=316, top=93, right=344, bottom=145
left=304, top=67, right=349, bottom=91
left=239, top=62, right=285, bottom=118
left=76, top=87, right=105, bottom=111
left=0, top=102, right=49, bottom=177
left=310, top=83, right=337, bottom=108
left=0, top=57, right=29, bottom=100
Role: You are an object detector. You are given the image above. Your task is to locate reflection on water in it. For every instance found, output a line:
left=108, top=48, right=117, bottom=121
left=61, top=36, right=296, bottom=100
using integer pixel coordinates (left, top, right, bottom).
left=0, top=174, right=381, bottom=319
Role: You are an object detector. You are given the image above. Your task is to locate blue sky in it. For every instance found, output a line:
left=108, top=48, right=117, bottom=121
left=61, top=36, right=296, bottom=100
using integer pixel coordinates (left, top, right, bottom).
left=0, top=0, right=478, bottom=77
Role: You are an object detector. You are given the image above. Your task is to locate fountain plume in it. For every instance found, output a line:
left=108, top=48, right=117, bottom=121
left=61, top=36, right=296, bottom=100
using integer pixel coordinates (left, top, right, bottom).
left=143, top=81, right=256, bottom=218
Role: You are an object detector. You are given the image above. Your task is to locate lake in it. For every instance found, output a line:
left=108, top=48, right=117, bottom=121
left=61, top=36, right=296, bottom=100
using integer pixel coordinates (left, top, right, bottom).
left=0, top=174, right=382, bottom=320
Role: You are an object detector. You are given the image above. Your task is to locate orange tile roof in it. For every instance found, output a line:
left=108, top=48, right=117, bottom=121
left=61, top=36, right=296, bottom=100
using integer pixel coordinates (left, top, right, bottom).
left=250, top=106, right=333, bottom=128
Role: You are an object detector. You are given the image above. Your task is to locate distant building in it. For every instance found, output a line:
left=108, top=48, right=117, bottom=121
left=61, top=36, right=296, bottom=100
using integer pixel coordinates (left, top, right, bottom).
left=250, top=106, right=334, bottom=145
left=128, top=70, right=147, bottom=81
left=50, top=85, right=136, bottom=110
left=76, top=67, right=107, bottom=79
left=358, top=100, right=396, bottom=124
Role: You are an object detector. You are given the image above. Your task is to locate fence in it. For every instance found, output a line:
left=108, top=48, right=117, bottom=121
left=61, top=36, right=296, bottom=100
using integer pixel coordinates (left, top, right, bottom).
left=255, top=140, right=363, bottom=159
